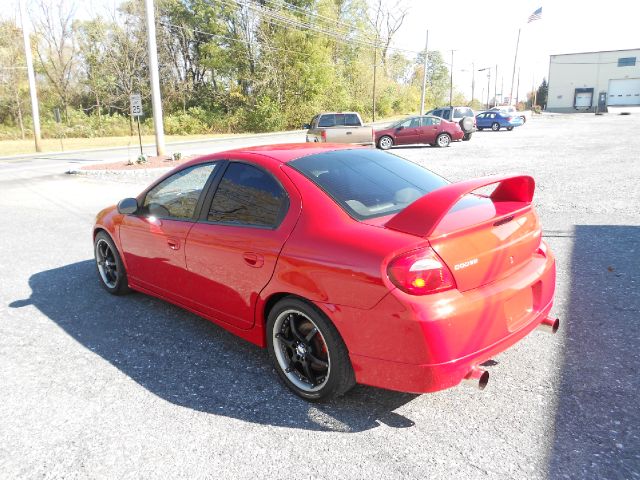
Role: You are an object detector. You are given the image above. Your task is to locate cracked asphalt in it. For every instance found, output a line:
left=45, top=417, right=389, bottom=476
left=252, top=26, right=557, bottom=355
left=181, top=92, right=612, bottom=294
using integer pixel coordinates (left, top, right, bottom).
left=1, top=113, right=638, bottom=479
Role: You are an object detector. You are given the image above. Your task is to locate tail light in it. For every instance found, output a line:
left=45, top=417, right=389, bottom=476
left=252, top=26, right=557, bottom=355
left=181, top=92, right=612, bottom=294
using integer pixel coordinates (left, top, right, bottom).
left=536, top=239, right=548, bottom=258
left=321, top=130, right=327, bottom=141
left=387, top=247, right=456, bottom=295
left=506, top=117, right=513, bottom=122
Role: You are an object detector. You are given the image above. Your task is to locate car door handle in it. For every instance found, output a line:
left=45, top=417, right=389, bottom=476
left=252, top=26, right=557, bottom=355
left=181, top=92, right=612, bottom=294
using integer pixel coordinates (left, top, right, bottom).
left=345, top=131, right=352, bottom=135
left=167, top=238, right=180, bottom=250
left=243, top=252, right=264, bottom=268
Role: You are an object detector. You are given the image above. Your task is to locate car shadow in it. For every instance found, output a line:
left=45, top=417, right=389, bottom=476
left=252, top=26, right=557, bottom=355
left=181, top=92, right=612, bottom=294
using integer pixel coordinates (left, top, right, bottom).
left=547, top=225, right=640, bottom=478
left=10, top=260, right=417, bottom=432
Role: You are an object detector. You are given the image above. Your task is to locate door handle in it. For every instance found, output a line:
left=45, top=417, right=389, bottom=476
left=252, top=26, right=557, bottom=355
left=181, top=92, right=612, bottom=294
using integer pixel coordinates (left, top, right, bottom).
left=346, top=131, right=353, bottom=135
left=243, top=252, right=264, bottom=268
left=167, top=238, right=180, bottom=250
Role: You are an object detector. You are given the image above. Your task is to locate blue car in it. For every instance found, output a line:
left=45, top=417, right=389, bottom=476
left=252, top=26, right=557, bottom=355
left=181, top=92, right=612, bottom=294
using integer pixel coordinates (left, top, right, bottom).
left=475, top=111, right=524, bottom=131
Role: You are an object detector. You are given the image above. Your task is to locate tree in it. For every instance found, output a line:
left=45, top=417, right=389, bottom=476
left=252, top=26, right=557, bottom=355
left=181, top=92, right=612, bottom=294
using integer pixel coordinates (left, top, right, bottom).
left=0, top=20, right=28, bottom=138
left=34, top=0, right=79, bottom=123
left=536, top=78, right=548, bottom=108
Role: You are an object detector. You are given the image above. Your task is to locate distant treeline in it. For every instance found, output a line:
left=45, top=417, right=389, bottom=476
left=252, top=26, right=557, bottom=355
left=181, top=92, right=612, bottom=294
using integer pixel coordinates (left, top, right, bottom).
left=0, top=0, right=463, bottom=140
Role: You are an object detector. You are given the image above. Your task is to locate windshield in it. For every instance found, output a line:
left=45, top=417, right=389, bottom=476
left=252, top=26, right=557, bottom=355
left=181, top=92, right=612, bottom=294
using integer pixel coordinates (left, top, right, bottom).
left=289, top=149, right=449, bottom=220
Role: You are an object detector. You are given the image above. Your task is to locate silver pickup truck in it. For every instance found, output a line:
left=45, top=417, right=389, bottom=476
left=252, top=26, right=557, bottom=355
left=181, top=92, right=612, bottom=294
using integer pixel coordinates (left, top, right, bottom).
left=303, top=112, right=374, bottom=145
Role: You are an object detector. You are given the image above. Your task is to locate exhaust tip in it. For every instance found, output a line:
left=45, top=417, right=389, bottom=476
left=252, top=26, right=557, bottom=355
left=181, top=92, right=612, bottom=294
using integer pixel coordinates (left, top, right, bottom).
left=539, top=317, right=560, bottom=334
left=462, top=367, right=489, bottom=390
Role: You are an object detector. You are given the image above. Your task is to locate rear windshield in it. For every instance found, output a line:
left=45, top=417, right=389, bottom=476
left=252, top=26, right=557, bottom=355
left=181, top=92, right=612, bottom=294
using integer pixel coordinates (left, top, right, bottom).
left=289, top=149, right=448, bottom=220
left=317, top=113, right=361, bottom=127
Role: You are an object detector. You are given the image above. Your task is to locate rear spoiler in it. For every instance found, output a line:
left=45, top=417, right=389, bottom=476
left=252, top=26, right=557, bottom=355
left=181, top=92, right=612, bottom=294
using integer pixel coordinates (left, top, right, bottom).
left=385, top=175, right=535, bottom=238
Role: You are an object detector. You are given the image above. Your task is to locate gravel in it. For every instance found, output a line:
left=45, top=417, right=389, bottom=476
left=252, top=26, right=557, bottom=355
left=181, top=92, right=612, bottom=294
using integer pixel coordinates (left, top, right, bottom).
left=1, top=112, right=638, bottom=479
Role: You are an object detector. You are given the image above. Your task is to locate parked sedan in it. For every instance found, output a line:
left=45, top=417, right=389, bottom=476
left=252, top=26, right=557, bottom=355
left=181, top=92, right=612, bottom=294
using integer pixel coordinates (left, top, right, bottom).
left=476, top=111, right=525, bottom=131
left=94, top=144, right=558, bottom=401
left=375, top=115, right=464, bottom=149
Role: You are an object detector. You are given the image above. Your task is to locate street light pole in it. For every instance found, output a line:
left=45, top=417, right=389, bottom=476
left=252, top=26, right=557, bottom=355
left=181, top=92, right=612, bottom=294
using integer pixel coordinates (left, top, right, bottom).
left=19, top=0, right=42, bottom=152
left=478, top=67, right=491, bottom=109
left=471, top=62, right=475, bottom=106
left=144, top=0, right=165, bottom=156
left=419, top=30, right=429, bottom=115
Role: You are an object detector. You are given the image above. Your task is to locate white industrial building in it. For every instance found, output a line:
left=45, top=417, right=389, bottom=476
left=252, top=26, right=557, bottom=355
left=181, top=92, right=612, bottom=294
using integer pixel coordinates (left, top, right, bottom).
left=547, top=48, right=640, bottom=113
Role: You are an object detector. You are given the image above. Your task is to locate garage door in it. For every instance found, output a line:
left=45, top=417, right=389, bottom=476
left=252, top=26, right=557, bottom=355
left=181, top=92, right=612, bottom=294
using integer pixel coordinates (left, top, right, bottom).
left=608, top=78, right=640, bottom=106
left=575, top=92, right=593, bottom=108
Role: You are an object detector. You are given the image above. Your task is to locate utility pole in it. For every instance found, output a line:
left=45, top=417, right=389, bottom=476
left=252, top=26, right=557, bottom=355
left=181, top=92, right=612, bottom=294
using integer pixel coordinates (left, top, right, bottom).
left=449, top=50, right=455, bottom=107
left=372, top=38, right=378, bottom=122
left=19, top=0, right=42, bottom=152
left=500, top=76, right=504, bottom=105
left=144, top=0, right=165, bottom=156
left=494, top=64, right=498, bottom=108
left=509, top=28, right=521, bottom=106
left=419, top=30, right=429, bottom=115
left=515, top=68, right=521, bottom=105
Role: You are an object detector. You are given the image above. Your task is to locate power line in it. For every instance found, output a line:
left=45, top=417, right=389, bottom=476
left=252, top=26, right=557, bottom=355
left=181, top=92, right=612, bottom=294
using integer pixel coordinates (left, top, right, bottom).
left=216, top=0, right=423, bottom=56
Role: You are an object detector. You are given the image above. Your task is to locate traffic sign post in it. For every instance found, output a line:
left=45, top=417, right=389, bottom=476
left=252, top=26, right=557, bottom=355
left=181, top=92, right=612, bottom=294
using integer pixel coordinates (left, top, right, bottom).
left=130, top=93, right=143, bottom=155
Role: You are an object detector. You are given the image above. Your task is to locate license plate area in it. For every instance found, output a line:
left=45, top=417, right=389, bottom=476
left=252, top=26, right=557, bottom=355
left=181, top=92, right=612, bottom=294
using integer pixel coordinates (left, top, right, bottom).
left=504, top=287, right=533, bottom=332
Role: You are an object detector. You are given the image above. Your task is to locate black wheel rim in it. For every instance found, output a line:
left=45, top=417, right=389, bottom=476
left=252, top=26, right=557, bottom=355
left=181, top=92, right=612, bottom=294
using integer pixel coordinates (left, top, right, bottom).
left=273, top=309, right=330, bottom=392
left=96, top=239, right=118, bottom=289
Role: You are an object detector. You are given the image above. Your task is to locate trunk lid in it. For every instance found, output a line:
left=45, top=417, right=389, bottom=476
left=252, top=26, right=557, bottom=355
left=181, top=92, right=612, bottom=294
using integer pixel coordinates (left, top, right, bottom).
left=429, top=197, right=541, bottom=291
left=385, top=175, right=540, bottom=291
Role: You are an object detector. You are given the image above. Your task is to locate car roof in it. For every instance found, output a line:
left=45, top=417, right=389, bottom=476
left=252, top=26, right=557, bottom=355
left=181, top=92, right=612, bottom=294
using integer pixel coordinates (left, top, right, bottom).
left=180, top=143, right=365, bottom=168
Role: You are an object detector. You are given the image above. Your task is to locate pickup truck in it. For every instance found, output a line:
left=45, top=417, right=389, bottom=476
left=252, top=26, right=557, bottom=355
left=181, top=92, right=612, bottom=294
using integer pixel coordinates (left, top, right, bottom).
left=303, top=112, right=374, bottom=146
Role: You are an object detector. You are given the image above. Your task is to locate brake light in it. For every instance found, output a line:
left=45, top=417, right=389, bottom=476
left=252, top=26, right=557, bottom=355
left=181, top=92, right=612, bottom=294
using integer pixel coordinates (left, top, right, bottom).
left=536, top=239, right=548, bottom=258
left=387, top=247, right=456, bottom=295
left=506, top=117, right=512, bottom=122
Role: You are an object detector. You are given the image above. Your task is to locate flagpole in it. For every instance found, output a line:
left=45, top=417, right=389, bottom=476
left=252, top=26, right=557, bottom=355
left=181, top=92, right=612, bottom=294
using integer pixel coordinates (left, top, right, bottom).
left=509, top=28, right=521, bottom=105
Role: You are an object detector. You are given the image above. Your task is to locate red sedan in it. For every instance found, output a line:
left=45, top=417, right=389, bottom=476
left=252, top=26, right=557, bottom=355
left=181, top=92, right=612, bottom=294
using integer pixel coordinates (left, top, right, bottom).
left=93, top=144, right=558, bottom=401
left=375, top=115, right=465, bottom=149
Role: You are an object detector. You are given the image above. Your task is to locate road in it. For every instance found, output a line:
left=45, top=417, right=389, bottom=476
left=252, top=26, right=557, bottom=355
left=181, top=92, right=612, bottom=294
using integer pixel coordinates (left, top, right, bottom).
left=1, top=114, right=639, bottom=479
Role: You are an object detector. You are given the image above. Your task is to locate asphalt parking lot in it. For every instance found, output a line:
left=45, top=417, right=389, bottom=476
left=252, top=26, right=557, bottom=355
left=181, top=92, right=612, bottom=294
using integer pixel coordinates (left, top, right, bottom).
left=1, top=113, right=639, bottom=479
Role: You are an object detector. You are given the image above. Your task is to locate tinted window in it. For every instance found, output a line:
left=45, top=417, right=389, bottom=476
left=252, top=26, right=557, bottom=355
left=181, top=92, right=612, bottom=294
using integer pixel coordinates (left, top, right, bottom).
left=455, top=108, right=473, bottom=118
left=208, top=163, right=288, bottom=227
left=476, top=113, right=485, bottom=119
left=318, top=114, right=336, bottom=127
left=433, top=109, right=443, bottom=117
left=344, top=114, right=361, bottom=126
left=441, top=110, right=451, bottom=120
left=421, top=116, right=439, bottom=126
left=399, top=118, right=413, bottom=128
left=143, top=163, right=216, bottom=220
left=290, top=149, right=449, bottom=220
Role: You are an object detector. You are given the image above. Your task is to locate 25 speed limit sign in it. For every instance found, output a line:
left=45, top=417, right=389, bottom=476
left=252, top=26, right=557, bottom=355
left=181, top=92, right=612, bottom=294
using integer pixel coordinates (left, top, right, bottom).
left=130, top=94, right=143, bottom=117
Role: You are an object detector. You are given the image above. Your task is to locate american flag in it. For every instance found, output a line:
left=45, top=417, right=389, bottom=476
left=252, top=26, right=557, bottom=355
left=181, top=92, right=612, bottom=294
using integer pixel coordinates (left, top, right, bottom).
left=527, top=7, right=542, bottom=23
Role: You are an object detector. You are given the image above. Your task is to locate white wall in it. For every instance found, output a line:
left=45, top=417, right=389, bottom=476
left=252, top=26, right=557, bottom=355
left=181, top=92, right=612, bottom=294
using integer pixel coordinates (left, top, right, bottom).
left=547, top=49, right=640, bottom=112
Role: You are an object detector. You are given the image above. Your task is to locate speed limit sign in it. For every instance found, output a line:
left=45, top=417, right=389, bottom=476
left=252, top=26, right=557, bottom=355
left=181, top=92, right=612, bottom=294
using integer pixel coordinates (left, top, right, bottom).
left=130, top=93, right=142, bottom=117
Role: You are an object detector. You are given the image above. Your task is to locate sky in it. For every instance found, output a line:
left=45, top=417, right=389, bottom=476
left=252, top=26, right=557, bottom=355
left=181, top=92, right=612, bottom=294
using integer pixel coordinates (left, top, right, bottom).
left=392, top=0, right=640, bottom=103
left=4, top=0, right=640, bottom=105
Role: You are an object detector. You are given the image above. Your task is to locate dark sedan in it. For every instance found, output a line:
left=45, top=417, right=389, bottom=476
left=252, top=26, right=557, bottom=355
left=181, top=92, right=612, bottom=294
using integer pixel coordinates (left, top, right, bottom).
left=375, top=115, right=464, bottom=149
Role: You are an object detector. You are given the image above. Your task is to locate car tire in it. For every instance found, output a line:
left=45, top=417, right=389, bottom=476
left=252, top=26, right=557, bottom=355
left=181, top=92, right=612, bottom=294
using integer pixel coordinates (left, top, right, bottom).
left=477, top=127, right=484, bottom=131
left=435, top=133, right=451, bottom=147
left=491, top=122, right=500, bottom=131
left=462, top=133, right=472, bottom=141
left=507, top=126, right=514, bottom=131
left=520, top=116, right=527, bottom=123
left=267, top=297, right=355, bottom=402
left=94, top=231, right=131, bottom=295
left=377, top=135, right=393, bottom=150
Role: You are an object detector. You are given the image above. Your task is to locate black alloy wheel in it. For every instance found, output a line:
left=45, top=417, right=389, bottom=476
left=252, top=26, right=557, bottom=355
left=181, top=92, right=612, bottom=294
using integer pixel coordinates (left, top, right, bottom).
left=267, top=297, right=355, bottom=401
left=94, top=231, right=131, bottom=295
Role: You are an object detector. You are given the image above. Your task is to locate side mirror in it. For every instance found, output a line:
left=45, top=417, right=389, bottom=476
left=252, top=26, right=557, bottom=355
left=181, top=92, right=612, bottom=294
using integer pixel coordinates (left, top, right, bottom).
left=117, top=197, right=138, bottom=215
left=302, top=123, right=311, bottom=130
left=396, top=125, right=404, bottom=131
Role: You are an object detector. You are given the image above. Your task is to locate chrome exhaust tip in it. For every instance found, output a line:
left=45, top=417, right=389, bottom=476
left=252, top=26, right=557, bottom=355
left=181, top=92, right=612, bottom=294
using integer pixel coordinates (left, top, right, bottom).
left=538, top=317, right=560, bottom=334
left=462, top=367, right=489, bottom=390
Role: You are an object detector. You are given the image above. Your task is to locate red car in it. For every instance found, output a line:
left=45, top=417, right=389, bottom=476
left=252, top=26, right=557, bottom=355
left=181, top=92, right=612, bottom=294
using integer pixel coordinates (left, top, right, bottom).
left=375, top=115, right=465, bottom=149
left=93, top=144, right=558, bottom=401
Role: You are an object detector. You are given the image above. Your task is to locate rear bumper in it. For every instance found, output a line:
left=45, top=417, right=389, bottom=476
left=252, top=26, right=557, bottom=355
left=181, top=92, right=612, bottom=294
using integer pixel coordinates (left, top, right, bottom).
left=319, top=247, right=556, bottom=394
